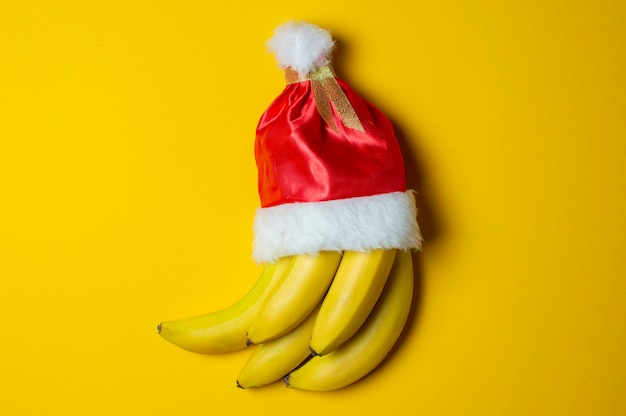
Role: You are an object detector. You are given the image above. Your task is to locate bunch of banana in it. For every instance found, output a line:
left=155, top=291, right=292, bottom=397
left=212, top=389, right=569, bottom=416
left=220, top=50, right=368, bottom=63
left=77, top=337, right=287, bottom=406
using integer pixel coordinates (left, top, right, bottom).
left=158, top=248, right=414, bottom=391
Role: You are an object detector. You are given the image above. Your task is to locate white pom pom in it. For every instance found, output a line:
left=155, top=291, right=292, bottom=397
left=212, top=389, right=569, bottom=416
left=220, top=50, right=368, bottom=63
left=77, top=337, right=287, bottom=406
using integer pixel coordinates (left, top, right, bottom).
left=266, top=21, right=335, bottom=75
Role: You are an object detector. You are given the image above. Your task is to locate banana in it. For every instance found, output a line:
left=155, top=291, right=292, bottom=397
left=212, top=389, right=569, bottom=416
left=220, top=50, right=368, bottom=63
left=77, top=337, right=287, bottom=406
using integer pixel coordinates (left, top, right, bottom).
left=158, top=257, right=291, bottom=354
left=246, top=251, right=343, bottom=345
left=284, top=250, right=414, bottom=391
left=237, top=303, right=321, bottom=389
left=310, top=249, right=397, bottom=356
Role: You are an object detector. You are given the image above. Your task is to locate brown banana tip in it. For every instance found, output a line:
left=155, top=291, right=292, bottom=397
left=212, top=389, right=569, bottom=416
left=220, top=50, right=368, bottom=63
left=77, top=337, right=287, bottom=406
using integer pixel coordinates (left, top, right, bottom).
left=246, top=338, right=254, bottom=347
left=283, top=374, right=290, bottom=387
left=236, top=381, right=244, bottom=389
left=157, top=322, right=162, bottom=334
left=309, top=346, right=319, bottom=356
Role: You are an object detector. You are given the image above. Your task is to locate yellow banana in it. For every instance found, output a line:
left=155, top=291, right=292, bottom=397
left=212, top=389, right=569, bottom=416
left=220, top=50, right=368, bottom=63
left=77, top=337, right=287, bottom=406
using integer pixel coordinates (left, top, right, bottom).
left=310, top=249, right=397, bottom=355
left=237, top=303, right=321, bottom=389
left=158, top=257, right=291, bottom=354
left=246, top=251, right=343, bottom=345
left=284, top=250, right=414, bottom=391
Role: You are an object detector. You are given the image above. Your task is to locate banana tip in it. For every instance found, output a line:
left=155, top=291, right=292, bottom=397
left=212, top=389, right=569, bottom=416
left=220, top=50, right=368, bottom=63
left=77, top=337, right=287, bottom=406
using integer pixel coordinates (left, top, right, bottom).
left=157, top=322, right=162, bottom=334
left=283, top=374, right=290, bottom=388
left=246, top=338, right=254, bottom=347
left=309, top=346, right=319, bottom=356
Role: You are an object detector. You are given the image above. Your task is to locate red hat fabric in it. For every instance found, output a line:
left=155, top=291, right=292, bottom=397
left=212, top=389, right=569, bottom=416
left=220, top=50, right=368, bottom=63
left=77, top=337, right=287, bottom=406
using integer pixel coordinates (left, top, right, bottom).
left=255, top=68, right=406, bottom=208
left=252, top=22, right=421, bottom=263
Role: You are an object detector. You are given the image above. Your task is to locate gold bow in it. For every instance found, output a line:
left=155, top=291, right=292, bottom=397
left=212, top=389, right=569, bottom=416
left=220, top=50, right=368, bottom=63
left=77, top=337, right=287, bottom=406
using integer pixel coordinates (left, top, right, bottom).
left=285, top=66, right=365, bottom=133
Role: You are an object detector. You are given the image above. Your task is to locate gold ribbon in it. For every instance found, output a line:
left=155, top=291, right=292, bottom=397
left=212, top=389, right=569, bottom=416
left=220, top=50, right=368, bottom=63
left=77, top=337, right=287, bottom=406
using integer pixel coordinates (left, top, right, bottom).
left=285, top=66, right=365, bottom=133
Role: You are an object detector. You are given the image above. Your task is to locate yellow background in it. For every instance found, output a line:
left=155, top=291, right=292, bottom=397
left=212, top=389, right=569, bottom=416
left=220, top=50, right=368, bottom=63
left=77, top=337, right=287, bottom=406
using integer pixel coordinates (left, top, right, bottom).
left=2, top=0, right=625, bottom=414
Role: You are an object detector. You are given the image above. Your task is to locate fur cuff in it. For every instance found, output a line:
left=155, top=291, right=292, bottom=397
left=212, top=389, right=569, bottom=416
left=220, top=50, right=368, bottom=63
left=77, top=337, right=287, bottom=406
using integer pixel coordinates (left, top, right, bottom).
left=252, top=191, right=422, bottom=264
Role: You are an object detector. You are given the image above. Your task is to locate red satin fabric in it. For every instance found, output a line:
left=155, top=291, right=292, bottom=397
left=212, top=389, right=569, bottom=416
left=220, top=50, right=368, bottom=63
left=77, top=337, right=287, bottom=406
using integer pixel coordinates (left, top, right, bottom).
left=255, top=77, right=406, bottom=208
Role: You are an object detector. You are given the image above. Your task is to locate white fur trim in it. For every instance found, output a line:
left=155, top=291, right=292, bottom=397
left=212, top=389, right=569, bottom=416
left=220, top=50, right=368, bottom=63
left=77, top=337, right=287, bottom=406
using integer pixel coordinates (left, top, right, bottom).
left=266, top=21, right=334, bottom=76
left=252, top=191, right=422, bottom=264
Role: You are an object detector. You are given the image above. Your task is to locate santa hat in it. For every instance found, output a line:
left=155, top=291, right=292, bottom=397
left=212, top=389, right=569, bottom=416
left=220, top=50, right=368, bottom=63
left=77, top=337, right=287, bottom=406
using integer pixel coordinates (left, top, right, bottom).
left=252, top=21, right=422, bottom=264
